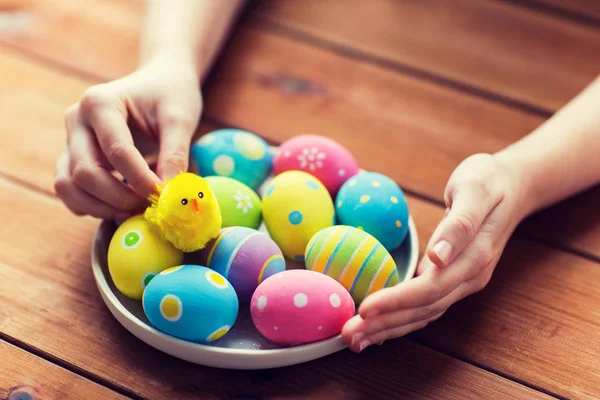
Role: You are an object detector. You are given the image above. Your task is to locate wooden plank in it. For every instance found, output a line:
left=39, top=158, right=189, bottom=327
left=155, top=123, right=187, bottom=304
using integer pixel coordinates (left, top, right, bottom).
left=524, top=0, right=600, bottom=21
left=0, top=0, right=142, bottom=79
left=0, top=181, right=550, bottom=400
left=0, top=2, right=598, bottom=258
left=411, top=237, right=600, bottom=399
left=0, top=339, right=129, bottom=400
left=203, top=25, right=600, bottom=259
left=253, top=0, right=600, bottom=112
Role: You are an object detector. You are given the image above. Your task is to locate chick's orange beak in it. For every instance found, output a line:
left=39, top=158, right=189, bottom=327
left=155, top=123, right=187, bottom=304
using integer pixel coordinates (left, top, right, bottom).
left=192, top=198, right=200, bottom=212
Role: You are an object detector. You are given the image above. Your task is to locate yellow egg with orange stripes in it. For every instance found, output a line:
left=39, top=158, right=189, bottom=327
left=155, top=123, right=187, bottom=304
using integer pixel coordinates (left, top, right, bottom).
left=304, top=225, right=399, bottom=304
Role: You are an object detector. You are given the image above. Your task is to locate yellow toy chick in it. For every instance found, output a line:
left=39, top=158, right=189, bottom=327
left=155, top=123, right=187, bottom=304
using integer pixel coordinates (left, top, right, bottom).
left=144, top=172, right=222, bottom=253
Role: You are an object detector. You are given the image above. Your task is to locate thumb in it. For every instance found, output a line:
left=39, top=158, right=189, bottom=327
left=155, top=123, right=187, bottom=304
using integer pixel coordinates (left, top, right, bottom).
left=427, top=182, right=500, bottom=267
left=156, top=110, right=198, bottom=181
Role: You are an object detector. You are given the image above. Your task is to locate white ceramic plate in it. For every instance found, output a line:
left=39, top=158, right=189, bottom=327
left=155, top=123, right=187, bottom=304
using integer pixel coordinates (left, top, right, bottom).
left=91, top=167, right=419, bottom=370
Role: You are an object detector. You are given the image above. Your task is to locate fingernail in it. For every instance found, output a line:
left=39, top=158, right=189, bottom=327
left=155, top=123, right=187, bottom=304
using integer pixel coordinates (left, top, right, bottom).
left=358, top=340, right=371, bottom=352
left=352, top=332, right=364, bottom=346
left=366, top=309, right=380, bottom=318
left=433, top=240, right=452, bottom=265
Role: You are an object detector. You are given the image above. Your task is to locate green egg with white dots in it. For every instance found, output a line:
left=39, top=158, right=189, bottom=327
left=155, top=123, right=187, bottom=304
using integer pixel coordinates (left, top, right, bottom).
left=205, top=176, right=262, bottom=229
left=262, top=170, right=335, bottom=262
left=107, top=215, right=184, bottom=300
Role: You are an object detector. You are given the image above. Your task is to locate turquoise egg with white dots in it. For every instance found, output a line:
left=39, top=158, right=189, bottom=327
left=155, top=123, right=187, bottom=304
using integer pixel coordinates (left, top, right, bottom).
left=335, top=172, right=409, bottom=251
left=142, top=264, right=239, bottom=343
left=191, top=129, right=273, bottom=190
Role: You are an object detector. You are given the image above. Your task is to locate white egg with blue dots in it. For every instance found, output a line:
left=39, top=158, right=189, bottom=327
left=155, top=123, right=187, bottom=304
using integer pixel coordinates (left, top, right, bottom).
left=190, top=129, right=273, bottom=191
left=142, top=264, right=239, bottom=343
left=335, top=172, right=410, bottom=251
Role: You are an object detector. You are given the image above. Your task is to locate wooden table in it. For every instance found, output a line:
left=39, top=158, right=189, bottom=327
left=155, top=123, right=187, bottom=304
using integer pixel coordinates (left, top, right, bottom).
left=1, top=1, right=599, bottom=399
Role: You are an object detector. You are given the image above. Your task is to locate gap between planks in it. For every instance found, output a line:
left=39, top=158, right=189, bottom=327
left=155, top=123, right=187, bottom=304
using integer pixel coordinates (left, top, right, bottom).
left=251, top=17, right=555, bottom=119
left=408, top=336, right=566, bottom=400
left=496, top=0, right=600, bottom=29
left=0, top=332, right=142, bottom=400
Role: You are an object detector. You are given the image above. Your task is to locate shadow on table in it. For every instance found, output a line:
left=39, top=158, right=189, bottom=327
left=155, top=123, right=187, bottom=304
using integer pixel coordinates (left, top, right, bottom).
left=409, top=234, right=566, bottom=372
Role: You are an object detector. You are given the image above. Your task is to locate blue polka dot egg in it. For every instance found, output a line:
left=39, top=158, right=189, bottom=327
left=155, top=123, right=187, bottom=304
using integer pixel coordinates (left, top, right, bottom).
left=335, top=172, right=410, bottom=251
left=142, top=264, right=239, bottom=343
left=191, top=129, right=273, bottom=190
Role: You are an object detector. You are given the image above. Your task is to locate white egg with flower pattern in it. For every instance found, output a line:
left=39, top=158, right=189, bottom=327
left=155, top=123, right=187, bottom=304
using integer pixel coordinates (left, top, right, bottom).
left=142, top=264, right=239, bottom=343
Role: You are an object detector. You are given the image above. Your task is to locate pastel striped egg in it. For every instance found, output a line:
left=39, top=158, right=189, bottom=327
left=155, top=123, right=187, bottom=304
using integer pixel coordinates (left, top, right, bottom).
left=304, top=225, right=399, bottom=304
left=196, top=227, right=286, bottom=302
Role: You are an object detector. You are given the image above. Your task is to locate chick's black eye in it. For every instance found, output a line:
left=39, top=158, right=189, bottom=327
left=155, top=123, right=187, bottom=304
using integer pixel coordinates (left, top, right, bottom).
left=181, top=198, right=188, bottom=205
left=198, top=192, right=204, bottom=199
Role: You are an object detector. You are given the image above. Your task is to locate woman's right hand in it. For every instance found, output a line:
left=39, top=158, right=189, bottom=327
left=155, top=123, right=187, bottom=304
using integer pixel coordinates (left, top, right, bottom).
left=54, top=57, right=203, bottom=220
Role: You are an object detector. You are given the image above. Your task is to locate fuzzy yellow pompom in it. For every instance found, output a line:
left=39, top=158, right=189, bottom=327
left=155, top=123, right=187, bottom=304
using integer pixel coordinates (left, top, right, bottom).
left=144, top=172, right=222, bottom=252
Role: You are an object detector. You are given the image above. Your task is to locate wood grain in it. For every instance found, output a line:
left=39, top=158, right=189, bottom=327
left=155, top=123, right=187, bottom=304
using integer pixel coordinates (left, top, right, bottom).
left=0, top=4, right=599, bottom=396
left=0, top=339, right=129, bottom=400
left=253, top=0, right=600, bottom=112
left=0, top=179, right=551, bottom=400
left=1, top=2, right=599, bottom=260
left=525, top=0, right=600, bottom=21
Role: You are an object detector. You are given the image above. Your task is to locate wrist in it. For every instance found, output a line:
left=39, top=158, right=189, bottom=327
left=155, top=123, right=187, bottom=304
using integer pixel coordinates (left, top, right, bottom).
left=138, top=50, right=201, bottom=82
left=492, top=148, right=537, bottom=222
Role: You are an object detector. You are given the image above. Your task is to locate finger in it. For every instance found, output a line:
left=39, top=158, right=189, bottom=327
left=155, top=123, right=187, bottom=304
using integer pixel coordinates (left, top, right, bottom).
left=358, top=239, right=486, bottom=318
left=427, top=182, right=501, bottom=267
left=350, top=319, right=429, bottom=353
left=68, top=125, right=147, bottom=211
left=82, top=92, right=160, bottom=199
left=355, top=279, right=472, bottom=338
left=341, top=314, right=363, bottom=346
left=54, top=151, right=127, bottom=219
left=155, top=108, right=197, bottom=180
left=354, top=310, right=446, bottom=353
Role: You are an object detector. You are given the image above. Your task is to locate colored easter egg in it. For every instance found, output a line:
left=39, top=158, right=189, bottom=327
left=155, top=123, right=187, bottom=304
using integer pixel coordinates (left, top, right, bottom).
left=250, top=269, right=355, bottom=345
left=195, top=227, right=286, bottom=302
left=261, top=170, right=335, bottom=262
left=336, top=172, right=409, bottom=251
left=107, top=215, right=184, bottom=300
left=191, top=129, right=273, bottom=190
left=204, top=176, right=262, bottom=229
left=273, top=134, right=360, bottom=196
left=305, top=225, right=399, bottom=304
left=142, top=264, right=239, bottom=343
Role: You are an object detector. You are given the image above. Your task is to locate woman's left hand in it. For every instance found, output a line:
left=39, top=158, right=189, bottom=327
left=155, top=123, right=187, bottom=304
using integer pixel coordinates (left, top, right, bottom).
left=341, top=153, right=528, bottom=352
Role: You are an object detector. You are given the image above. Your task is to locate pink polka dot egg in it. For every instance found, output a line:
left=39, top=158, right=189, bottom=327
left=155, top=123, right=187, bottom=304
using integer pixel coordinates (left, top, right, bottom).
left=273, top=134, right=360, bottom=196
left=250, top=269, right=355, bottom=346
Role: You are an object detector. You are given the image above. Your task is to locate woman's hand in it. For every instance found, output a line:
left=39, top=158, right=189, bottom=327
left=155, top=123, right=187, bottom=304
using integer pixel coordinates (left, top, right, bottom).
left=54, top=57, right=202, bottom=219
left=342, top=153, right=528, bottom=352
